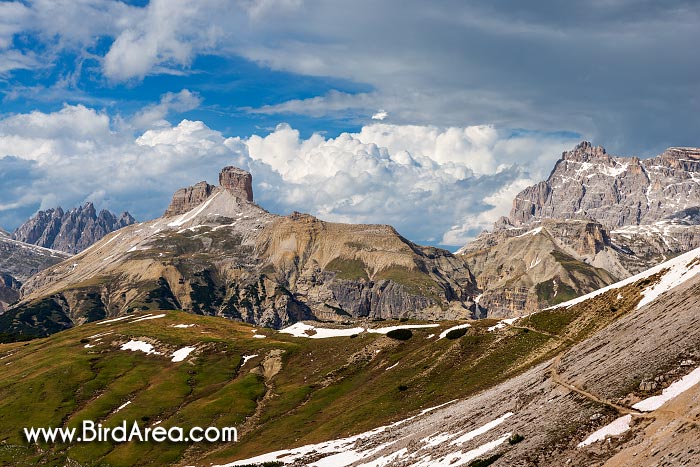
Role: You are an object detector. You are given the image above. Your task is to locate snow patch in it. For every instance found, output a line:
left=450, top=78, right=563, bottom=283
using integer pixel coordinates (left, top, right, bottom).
left=450, top=412, right=513, bottom=445
left=114, top=400, right=132, bottom=413
left=487, top=317, right=518, bottom=332
left=171, top=324, right=195, bottom=328
left=438, top=323, right=471, bottom=339
left=280, top=322, right=365, bottom=339
left=97, top=315, right=132, bottom=325
left=578, top=415, right=631, bottom=447
left=516, top=226, right=543, bottom=237
left=632, top=365, right=700, bottom=411
left=171, top=346, right=196, bottom=362
left=120, top=340, right=161, bottom=355
left=131, top=313, right=166, bottom=323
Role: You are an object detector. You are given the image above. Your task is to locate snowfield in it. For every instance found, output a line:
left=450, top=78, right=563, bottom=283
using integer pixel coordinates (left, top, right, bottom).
left=549, top=246, right=700, bottom=310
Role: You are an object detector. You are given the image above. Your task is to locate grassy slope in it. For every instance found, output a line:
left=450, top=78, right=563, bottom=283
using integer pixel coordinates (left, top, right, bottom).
left=0, top=271, right=656, bottom=467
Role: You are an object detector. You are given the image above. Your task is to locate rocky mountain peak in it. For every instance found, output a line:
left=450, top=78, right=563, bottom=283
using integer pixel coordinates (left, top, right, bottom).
left=163, top=181, right=216, bottom=217
left=164, top=166, right=254, bottom=217
left=506, top=142, right=700, bottom=229
left=12, top=202, right=136, bottom=254
left=219, top=166, right=253, bottom=201
left=562, top=141, right=608, bottom=162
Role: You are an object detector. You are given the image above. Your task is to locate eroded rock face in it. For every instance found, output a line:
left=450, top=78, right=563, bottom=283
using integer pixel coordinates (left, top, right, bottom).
left=164, top=181, right=216, bottom=217
left=0, top=273, right=20, bottom=312
left=509, top=141, right=700, bottom=228
left=219, top=166, right=253, bottom=201
left=13, top=203, right=136, bottom=254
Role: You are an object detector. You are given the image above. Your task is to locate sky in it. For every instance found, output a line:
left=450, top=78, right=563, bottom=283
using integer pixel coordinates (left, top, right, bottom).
left=0, top=0, right=698, bottom=248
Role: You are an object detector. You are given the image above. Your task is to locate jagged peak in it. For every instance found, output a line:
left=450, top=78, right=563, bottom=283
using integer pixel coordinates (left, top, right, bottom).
left=561, top=141, right=608, bottom=161
left=661, top=147, right=700, bottom=160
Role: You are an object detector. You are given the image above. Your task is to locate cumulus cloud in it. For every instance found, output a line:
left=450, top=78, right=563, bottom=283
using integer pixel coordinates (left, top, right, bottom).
left=0, top=104, right=248, bottom=230
left=371, top=110, right=388, bottom=121
left=246, top=123, right=577, bottom=245
left=130, top=89, right=202, bottom=129
left=0, top=103, right=578, bottom=247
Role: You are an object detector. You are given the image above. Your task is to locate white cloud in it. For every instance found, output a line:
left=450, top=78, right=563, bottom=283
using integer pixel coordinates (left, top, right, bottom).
left=0, top=103, right=577, bottom=247
left=131, top=89, right=202, bottom=129
left=371, top=110, right=388, bottom=121
left=244, top=122, right=577, bottom=245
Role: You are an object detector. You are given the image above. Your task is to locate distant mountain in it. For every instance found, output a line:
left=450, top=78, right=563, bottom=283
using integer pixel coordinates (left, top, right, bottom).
left=0, top=229, right=70, bottom=311
left=4, top=166, right=477, bottom=340
left=509, top=142, right=700, bottom=228
left=12, top=202, right=136, bottom=254
left=459, top=141, right=700, bottom=317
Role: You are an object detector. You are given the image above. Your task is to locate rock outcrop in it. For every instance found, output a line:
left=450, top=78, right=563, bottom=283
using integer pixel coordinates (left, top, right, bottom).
left=509, top=141, right=700, bottom=228
left=219, top=166, right=254, bottom=201
left=163, top=181, right=216, bottom=217
left=13, top=203, right=136, bottom=254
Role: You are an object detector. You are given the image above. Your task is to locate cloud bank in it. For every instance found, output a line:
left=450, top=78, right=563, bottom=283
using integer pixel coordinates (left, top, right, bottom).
left=0, top=102, right=577, bottom=246
left=0, top=1, right=698, bottom=154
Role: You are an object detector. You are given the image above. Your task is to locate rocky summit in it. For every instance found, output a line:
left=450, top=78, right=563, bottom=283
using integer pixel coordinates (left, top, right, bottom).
left=13, top=202, right=136, bottom=254
left=509, top=141, right=700, bottom=228
left=3, top=167, right=477, bottom=341
left=459, top=141, right=700, bottom=317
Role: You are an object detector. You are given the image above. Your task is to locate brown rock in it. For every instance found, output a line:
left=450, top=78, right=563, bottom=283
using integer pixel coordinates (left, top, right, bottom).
left=163, top=181, right=216, bottom=217
left=219, top=166, right=253, bottom=202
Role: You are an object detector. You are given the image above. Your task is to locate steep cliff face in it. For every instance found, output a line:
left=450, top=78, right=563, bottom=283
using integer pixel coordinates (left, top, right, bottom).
left=6, top=167, right=477, bottom=340
left=0, top=230, right=69, bottom=312
left=219, top=165, right=253, bottom=201
left=13, top=203, right=136, bottom=254
left=163, top=181, right=216, bottom=217
left=509, top=142, right=700, bottom=228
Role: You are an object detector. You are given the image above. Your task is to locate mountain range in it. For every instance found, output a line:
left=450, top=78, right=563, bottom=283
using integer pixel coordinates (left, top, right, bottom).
left=12, top=202, right=136, bottom=254
left=2, top=166, right=476, bottom=341
left=5, top=142, right=700, bottom=340
left=2, top=141, right=700, bottom=466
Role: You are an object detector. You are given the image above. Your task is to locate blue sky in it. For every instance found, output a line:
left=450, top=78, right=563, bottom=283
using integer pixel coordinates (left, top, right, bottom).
left=0, top=0, right=698, bottom=247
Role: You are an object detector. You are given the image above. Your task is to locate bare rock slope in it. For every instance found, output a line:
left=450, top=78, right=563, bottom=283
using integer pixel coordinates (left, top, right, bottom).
left=0, top=229, right=69, bottom=312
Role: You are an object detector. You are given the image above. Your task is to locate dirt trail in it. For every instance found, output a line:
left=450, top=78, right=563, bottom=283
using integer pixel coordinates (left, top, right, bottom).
left=549, top=353, right=700, bottom=427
